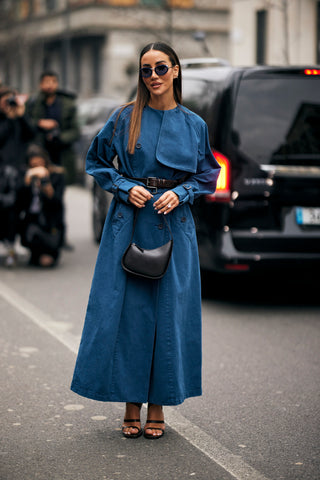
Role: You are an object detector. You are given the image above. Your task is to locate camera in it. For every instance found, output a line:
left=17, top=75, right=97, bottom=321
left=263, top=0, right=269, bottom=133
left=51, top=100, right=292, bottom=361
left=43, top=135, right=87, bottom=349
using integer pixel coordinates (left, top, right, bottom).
left=40, top=177, right=50, bottom=186
left=30, top=174, right=50, bottom=187
left=6, top=95, right=18, bottom=107
left=49, top=128, right=60, bottom=140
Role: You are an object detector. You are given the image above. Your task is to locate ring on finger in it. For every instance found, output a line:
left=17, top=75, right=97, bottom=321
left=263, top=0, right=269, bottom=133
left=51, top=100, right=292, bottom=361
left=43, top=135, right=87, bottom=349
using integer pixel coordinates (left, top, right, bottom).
left=167, top=204, right=172, bottom=208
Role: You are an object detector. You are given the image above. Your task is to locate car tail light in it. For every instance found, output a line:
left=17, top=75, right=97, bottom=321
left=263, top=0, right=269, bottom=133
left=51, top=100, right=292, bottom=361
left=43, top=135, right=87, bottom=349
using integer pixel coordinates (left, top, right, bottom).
left=225, top=263, right=250, bottom=272
left=205, top=150, right=231, bottom=202
left=304, top=69, right=320, bottom=75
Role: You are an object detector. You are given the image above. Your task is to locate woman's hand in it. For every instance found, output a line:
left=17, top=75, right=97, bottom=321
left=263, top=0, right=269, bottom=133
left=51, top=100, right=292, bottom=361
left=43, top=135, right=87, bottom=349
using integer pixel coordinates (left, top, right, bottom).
left=153, top=191, right=179, bottom=215
left=38, top=119, right=59, bottom=131
left=128, top=185, right=153, bottom=208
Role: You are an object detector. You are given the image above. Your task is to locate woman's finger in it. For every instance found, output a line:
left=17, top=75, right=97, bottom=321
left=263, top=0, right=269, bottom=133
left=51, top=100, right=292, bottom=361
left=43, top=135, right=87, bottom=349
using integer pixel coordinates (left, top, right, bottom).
left=154, top=192, right=179, bottom=214
left=128, top=186, right=153, bottom=207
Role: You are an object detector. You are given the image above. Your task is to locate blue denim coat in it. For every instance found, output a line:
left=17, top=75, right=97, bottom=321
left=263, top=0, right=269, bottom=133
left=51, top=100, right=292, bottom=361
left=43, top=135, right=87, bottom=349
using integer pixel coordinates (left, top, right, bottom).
left=71, top=105, right=220, bottom=405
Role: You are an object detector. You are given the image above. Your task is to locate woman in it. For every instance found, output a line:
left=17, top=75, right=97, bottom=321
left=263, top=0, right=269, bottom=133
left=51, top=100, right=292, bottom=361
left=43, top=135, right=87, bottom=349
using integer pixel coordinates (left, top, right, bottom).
left=18, top=146, right=64, bottom=267
left=71, top=42, right=220, bottom=439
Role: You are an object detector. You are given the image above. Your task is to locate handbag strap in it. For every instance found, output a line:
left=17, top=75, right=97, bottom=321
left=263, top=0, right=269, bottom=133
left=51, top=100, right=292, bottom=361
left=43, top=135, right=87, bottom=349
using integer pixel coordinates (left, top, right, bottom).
left=130, top=207, right=173, bottom=243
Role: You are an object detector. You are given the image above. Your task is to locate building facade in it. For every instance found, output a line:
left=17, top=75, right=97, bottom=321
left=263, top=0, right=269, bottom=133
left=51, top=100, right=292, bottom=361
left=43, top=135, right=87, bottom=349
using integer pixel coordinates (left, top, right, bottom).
left=230, top=0, right=320, bottom=67
left=0, top=0, right=231, bottom=98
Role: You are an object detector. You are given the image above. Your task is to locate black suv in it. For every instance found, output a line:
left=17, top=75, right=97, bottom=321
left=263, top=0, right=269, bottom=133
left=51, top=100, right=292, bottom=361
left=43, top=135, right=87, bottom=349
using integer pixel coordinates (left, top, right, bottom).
left=182, top=65, right=320, bottom=274
left=92, top=65, right=320, bottom=274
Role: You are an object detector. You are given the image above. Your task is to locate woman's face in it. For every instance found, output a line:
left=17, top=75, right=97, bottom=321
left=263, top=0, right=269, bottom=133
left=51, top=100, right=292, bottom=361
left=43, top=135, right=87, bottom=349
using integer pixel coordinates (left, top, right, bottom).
left=140, top=49, right=179, bottom=100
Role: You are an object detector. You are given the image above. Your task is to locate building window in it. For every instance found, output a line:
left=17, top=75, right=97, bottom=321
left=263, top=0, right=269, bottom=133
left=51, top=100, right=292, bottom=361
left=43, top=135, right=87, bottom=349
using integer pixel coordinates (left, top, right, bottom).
left=46, top=0, right=57, bottom=11
left=140, top=0, right=194, bottom=5
left=167, top=0, right=194, bottom=6
left=107, top=0, right=138, bottom=5
left=139, top=0, right=163, bottom=5
left=19, top=0, right=31, bottom=18
left=256, top=9, right=267, bottom=65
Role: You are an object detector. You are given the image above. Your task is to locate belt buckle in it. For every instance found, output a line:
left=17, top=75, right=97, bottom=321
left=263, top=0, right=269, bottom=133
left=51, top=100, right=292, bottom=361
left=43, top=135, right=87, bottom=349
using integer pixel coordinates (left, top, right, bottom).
left=146, top=177, right=158, bottom=193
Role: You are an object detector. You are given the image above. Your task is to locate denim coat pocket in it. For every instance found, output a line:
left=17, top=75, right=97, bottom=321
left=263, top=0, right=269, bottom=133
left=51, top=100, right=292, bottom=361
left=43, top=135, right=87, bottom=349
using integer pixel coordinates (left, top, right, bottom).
left=111, top=203, right=132, bottom=238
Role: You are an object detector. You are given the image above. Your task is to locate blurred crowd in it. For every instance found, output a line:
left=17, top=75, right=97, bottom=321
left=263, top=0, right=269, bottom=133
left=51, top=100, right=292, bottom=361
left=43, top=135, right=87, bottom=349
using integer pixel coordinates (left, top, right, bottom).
left=0, top=71, right=80, bottom=268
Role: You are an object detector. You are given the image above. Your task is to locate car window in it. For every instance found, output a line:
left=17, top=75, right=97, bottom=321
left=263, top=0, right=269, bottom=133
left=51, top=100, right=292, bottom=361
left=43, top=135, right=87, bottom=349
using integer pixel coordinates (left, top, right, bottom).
left=232, top=77, right=320, bottom=165
left=77, top=99, right=120, bottom=127
left=183, top=78, right=217, bottom=116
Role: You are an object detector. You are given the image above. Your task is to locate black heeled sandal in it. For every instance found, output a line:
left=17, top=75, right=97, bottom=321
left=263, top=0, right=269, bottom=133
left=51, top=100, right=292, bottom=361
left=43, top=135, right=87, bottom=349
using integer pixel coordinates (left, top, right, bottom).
left=144, top=404, right=165, bottom=439
left=144, top=419, right=165, bottom=439
left=122, top=402, right=143, bottom=439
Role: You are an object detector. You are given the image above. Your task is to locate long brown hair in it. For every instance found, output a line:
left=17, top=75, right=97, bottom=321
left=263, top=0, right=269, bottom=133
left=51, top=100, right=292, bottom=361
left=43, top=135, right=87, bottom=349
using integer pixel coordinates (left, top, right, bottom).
left=126, top=42, right=182, bottom=154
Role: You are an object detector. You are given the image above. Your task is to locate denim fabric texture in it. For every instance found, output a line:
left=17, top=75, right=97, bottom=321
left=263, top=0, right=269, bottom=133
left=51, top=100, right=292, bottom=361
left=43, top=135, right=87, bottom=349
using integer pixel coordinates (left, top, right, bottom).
left=71, top=105, right=220, bottom=405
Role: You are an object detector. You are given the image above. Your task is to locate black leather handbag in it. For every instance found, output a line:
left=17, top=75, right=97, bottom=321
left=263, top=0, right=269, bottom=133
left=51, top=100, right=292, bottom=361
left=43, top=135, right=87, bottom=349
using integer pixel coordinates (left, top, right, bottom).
left=121, top=208, right=173, bottom=280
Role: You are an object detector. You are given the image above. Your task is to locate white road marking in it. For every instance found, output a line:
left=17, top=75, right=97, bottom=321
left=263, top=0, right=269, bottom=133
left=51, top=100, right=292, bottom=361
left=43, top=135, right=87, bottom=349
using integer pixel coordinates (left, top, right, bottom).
left=0, top=280, right=80, bottom=354
left=0, top=280, right=271, bottom=480
left=164, top=407, right=269, bottom=480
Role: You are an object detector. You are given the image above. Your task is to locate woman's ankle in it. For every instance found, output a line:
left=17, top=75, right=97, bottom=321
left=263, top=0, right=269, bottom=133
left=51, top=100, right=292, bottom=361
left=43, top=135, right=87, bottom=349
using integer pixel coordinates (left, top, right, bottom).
left=147, top=403, right=164, bottom=419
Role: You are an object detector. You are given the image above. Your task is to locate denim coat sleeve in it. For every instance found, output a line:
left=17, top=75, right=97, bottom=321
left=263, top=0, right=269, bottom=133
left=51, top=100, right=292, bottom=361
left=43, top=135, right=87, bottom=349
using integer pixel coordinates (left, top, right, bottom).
left=85, top=107, right=136, bottom=204
left=170, top=116, right=221, bottom=205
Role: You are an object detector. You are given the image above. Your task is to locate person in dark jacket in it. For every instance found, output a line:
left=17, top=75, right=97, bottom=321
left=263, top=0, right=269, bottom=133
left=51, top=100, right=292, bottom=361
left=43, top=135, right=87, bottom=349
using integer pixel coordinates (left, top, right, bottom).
left=18, top=146, right=64, bottom=267
left=27, top=71, right=80, bottom=185
left=0, top=165, right=20, bottom=267
left=0, top=86, right=35, bottom=267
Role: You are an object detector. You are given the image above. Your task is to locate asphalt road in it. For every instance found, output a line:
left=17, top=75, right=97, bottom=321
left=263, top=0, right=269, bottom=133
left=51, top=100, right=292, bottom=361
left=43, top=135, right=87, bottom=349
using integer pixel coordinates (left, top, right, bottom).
left=1, top=186, right=319, bottom=480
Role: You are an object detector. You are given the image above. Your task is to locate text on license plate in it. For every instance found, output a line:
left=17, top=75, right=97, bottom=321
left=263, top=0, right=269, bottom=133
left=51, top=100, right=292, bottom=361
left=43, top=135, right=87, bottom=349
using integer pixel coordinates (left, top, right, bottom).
left=296, top=207, right=320, bottom=225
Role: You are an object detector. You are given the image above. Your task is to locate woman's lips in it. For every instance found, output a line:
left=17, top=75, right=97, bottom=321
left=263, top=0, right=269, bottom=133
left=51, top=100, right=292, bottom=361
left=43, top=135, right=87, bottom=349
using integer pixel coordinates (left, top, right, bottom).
left=151, top=82, right=161, bottom=88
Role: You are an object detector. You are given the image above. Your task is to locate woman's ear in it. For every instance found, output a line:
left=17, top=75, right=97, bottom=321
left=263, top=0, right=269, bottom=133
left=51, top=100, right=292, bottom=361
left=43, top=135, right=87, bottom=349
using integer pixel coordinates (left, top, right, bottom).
left=173, top=65, right=179, bottom=79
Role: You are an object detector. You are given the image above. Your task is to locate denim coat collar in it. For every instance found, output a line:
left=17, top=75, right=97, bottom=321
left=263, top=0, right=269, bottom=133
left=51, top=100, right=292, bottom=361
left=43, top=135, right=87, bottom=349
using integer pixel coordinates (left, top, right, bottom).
left=147, top=105, right=199, bottom=174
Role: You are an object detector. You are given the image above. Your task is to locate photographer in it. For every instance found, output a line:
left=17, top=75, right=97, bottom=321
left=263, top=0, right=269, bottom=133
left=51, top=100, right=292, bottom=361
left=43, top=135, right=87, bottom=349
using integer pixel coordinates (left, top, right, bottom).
left=27, top=71, right=80, bottom=250
left=18, top=146, right=64, bottom=267
left=0, top=86, right=35, bottom=267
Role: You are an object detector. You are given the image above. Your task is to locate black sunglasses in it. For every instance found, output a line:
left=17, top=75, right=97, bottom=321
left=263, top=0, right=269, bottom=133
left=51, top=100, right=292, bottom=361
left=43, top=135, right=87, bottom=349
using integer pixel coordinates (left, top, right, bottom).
left=140, top=64, right=173, bottom=78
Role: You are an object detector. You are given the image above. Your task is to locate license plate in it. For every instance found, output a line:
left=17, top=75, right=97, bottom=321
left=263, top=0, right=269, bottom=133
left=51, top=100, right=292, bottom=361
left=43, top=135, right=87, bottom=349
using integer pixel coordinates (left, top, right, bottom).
left=296, top=207, right=320, bottom=225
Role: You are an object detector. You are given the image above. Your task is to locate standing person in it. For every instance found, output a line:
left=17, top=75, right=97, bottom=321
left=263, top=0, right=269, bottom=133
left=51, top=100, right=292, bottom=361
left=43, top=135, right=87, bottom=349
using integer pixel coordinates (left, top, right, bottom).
left=0, top=87, right=35, bottom=267
left=27, top=71, right=80, bottom=248
left=27, top=71, right=79, bottom=184
left=18, top=146, right=64, bottom=268
left=71, top=42, right=220, bottom=439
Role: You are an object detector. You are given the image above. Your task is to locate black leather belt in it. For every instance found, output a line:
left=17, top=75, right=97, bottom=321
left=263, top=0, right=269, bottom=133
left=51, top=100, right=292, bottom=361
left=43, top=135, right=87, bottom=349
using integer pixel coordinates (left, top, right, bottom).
left=126, top=176, right=181, bottom=189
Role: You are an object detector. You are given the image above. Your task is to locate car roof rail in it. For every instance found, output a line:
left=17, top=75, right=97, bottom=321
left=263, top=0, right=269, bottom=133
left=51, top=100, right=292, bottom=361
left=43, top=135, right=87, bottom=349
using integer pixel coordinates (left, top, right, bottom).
left=180, top=58, right=230, bottom=69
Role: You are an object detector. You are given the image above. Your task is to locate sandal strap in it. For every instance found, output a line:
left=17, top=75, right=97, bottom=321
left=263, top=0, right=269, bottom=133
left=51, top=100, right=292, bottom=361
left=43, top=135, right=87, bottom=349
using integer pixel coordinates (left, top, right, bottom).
left=145, top=420, right=164, bottom=424
left=144, top=427, right=164, bottom=432
left=123, top=418, right=141, bottom=422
